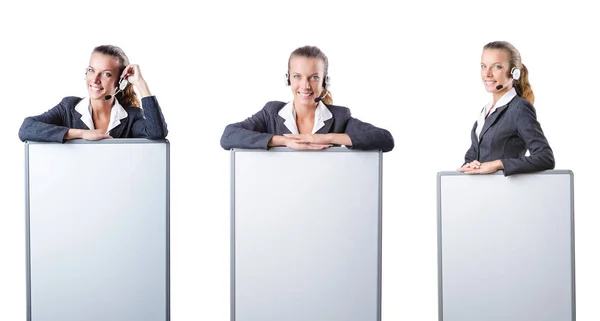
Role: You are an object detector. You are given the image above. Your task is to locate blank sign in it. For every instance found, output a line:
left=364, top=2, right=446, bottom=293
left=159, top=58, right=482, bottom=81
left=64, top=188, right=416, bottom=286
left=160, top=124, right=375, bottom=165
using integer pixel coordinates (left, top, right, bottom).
left=232, top=147, right=382, bottom=321
left=26, top=139, right=169, bottom=321
left=437, top=171, right=575, bottom=321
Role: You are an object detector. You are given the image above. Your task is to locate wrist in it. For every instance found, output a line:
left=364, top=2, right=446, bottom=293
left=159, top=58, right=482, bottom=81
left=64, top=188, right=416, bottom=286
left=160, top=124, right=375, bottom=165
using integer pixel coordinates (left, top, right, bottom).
left=495, top=160, right=504, bottom=170
left=136, top=80, right=152, bottom=98
left=269, top=135, right=288, bottom=147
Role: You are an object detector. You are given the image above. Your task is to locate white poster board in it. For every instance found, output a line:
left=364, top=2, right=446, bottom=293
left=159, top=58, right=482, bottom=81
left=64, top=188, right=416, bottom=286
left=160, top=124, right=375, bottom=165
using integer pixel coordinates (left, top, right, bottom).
left=437, top=171, right=575, bottom=321
left=25, top=139, right=170, bottom=321
left=232, top=147, right=382, bottom=321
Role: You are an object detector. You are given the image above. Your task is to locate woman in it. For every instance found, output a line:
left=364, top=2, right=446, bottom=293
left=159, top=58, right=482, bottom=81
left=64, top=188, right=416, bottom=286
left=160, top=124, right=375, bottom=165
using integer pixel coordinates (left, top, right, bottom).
left=18, top=45, right=167, bottom=142
left=220, top=45, right=394, bottom=152
left=458, top=41, right=554, bottom=176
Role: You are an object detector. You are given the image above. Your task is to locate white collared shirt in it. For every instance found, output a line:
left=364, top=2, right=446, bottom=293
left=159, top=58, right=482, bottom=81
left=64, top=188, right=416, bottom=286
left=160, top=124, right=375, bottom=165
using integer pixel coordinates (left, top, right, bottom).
left=475, top=87, right=517, bottom=140
left=74, top=98, right=128, bottom=134
left=278, top=101, right=333, bottom=134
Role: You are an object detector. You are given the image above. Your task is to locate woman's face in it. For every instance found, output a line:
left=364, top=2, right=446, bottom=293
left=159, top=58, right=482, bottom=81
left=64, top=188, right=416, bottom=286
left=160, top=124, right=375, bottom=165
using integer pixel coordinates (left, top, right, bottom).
left=85, top=52, right=121, bottom=101
left=288, top=56, right=326, bottom=107
left=481, top=49, right=512, bottom=93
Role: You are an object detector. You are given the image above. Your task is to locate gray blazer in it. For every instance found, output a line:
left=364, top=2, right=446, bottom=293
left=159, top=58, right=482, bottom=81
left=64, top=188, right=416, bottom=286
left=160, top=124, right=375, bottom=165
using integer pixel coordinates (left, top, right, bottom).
left=220, top=101, right=394, bottom=152
left=464, top=96, right=554, bottom=176
left=18, top=96, right=168, bottom=143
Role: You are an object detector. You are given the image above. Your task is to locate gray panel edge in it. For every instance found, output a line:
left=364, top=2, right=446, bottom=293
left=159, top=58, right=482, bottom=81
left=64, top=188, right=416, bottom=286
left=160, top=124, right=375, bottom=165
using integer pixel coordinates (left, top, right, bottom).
left=26, top=138, right=167, bottom=145
left=231, top=147, right=373, bottom=153
left=436, top=172, right=443, bottom=321
left=437, top=169, right=574, bottom=176
left=25, top=142, right=32, bottom=321
left=230, top=150, right=236, bottom=321
left=570, top=172, right=576, bottom=321
left=377, top=151, right=382, bottom=321
left=166, top=141, right=171, bottom=321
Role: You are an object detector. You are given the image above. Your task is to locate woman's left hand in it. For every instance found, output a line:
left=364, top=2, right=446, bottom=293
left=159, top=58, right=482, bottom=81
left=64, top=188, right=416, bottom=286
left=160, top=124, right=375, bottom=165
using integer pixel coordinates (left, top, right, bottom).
left=458, top=160, right=504, bottom=174
left=284, top=133, right=331, bottom=144
left=121, top=64, right=152, bottom=97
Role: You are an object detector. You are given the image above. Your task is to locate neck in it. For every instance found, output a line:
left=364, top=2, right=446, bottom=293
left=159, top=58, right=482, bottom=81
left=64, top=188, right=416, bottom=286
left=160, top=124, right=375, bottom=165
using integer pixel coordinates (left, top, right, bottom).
left=90, top=98, right=113, bottom=114
left=492, top=85, right=511, bottom=105
left=293, top=101, right=316, bottom=119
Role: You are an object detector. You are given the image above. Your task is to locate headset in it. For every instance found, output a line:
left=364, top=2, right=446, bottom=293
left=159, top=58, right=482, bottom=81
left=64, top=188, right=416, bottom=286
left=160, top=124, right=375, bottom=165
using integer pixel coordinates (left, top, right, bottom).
left=104, top=77, right=129, bottom=100
left=496, top=67, right=521, bottom=90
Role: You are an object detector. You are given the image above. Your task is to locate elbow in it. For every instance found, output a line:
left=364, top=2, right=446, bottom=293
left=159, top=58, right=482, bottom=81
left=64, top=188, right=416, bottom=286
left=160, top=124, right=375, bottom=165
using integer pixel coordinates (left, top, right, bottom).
left=146, top=126, right=168, bottom=140
left=380, top=131, right=395, bottom=152
left=18, top=118, right=33, bottom=142
left=220, top=126, right=235, bottom=150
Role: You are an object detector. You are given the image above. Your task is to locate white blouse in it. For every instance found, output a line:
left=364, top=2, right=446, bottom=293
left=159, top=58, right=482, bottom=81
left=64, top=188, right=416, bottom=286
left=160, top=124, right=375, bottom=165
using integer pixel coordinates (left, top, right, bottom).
left=475, top=87, right=517, bottom=140
left=278, top=101, right=333, bottom=134
left=74, top=98, right=129, bottom=134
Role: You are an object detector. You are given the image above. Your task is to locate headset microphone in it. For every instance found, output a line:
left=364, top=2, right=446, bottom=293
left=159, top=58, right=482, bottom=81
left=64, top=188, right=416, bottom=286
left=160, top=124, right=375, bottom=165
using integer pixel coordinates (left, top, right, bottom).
left=496, top=84, right=504, bottom=90
left=104, top=78, right=129, bottom=100
left=314, top=89, right=329, bottom=103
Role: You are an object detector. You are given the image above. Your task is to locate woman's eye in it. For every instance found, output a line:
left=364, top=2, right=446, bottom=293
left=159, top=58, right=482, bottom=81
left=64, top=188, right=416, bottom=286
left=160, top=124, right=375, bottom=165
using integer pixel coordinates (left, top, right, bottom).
left=103, top=72, right=112, bottom=77
left=311, top=76, right=320, bottom=80
left=293, top=74, right=300, bottom=79
left=495, top=65, right=502, bottom=69
left=86, top=68, right=94, bottom=73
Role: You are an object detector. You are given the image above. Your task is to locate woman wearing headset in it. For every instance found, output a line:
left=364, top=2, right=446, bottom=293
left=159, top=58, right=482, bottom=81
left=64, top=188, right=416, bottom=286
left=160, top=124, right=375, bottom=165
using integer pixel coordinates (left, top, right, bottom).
left=18, top=45, right=167, bottom=142
left=220, top=45, right=394, bottom=152
left=458, top=41, right=554, bottom=176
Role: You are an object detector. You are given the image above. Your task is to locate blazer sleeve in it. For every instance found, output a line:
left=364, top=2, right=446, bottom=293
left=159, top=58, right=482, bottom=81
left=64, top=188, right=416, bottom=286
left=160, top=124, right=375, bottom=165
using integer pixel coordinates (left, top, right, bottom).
left=130, top=96, right=169, bottom=139
left=463, top=121, right=478, bottom=165
left=18, top=98, right=72, bottom=143
left=220, top=105, right=275, bottom=150
left=344, top=116, right=394, bottom=152
left=501, top=101, right=555, bottom=176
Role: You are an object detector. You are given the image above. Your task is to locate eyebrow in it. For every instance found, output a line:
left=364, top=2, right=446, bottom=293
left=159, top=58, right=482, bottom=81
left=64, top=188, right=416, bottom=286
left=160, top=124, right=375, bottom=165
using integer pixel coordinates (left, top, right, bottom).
left=87, top=66, right=115, bottom=72
left=292, top=72, right=320, bottom=76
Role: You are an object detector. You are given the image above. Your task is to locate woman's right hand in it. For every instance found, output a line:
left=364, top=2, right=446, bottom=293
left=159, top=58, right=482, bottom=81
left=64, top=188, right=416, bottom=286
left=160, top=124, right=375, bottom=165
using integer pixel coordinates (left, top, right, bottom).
left=285, top=139, right=332, bottom=150
left=268, top=135, right=331, bottom=150
left=458, top=160, right=482, bottom=171
left=66, top=129, right=112, bottom=141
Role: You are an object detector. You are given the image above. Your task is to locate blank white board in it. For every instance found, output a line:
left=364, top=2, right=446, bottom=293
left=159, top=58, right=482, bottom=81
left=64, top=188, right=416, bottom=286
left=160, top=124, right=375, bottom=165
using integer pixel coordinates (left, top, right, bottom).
left=232, top=147, right=382, bottom=321
left=437, top=170, right=575, bottom=321
left=26, top=139, right=170, bottom=321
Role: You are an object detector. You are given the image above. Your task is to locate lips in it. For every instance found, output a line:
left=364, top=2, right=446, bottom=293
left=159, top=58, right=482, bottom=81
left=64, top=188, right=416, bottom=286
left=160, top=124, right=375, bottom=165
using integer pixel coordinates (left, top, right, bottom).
left=298, top=92, right=313, bottom=97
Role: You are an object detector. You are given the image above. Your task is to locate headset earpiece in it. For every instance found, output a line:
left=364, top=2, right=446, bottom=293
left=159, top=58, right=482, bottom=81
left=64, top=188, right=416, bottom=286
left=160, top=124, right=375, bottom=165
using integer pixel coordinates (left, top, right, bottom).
left=285, top=73, right=290, bottom=86
left=323, top=75, right=330, bottom=89
left=511, top=67, right=521, bottom=80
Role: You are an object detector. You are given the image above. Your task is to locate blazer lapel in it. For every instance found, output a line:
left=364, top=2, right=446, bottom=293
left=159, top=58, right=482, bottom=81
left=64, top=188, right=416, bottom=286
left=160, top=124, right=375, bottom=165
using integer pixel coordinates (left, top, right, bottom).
left=108, top=120, right=127, bottom=138
left=315, top=118, right=333, bottom=134
left=478, top=104, right=509, bottom=141
left=72, top=109, right=92, bottom=130
left=276, top=115, right=292, bottom=135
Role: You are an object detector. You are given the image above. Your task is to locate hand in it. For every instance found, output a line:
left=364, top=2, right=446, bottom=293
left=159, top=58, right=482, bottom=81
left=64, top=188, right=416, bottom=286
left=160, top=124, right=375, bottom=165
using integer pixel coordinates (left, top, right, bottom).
left=81, top=129, right=112, bottom=141
left=285, top=140, right=332, bottom=150
left=121, top=64, right=152, bottom=97
left=284, top=133, right=331, bottom=145
left=458, top=160, right=503, bottom=174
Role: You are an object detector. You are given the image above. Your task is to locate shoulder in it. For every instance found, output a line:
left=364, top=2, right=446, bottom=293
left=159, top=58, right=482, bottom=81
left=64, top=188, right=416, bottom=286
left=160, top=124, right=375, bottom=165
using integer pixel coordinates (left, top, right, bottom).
left=262, top=101, right=287, bottom=114
left=325, top=104, right=351, bottom=118
left=123, top=106, right=143, bottom=118
left=507, top=96, right=537, bottom=117
left=59, top=96, right=84, bottom=109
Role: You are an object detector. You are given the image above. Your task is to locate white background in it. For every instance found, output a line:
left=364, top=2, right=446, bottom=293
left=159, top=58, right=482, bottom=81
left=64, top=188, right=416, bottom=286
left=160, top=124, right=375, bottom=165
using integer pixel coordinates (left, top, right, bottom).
left=1, top=1, right=598, bottom=320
